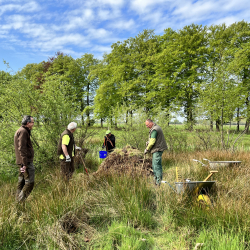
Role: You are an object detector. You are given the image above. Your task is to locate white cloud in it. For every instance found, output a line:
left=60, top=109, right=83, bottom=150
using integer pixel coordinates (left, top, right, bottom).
left=63, top=9, right=95, bottom=31
left=130, top=0, right=170, bottom=14
left=0, top=1, right=40, bottom=16
left=86, top=28, right=115, bottom=43
left=1, top=0, right=250, bottom=71
left=91, top=45, right=112, bottom=53
left=109, top=19, right=136, bottom=30
left=33, top=34, right=89, bottom=52
left=212, top=16, right=243, bottom=26
left=83, top=0, right=125, bottom=9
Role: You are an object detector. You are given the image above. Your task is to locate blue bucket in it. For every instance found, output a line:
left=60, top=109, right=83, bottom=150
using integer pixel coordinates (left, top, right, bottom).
left=99, top=151, right=107, bottom=159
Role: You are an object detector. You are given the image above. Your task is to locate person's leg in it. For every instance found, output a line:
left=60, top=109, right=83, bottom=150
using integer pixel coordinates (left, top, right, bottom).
left=16, top=166, right=25, bottom=200
left=68, top=157, right=75, bottom=179
left=60, top=160, right=71, bottom=181
left=17, top=162, right=35, bottom=202
left=152, top=152, right=163, bottom=185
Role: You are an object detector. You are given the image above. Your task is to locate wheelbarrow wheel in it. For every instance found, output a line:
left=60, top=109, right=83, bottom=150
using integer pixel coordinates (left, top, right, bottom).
left=197, top=194, right=212, bottom=208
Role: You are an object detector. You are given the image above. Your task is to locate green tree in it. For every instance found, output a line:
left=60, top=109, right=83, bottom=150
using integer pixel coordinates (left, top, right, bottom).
left=76, top=54, right=100, bottom=126
left=199, top=23, right=246, bottom=147
left=228, top=21, right=250, bottom=132
left=92, top=30, right=161, bottom=124
left=158, top=24, right=208, bottom=130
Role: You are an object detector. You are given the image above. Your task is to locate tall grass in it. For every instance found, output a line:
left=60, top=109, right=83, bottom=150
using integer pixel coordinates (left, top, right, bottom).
left=1, top=127, right=250, bottom=249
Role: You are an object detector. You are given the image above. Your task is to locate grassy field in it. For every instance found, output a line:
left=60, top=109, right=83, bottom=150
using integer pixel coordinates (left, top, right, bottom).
left=0, top=125, right=250, bottom=249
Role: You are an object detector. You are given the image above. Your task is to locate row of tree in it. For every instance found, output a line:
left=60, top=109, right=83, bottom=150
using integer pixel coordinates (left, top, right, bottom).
left=1, top=21, right=250, bottom=132
left=91, top=21, right=250, bottom=132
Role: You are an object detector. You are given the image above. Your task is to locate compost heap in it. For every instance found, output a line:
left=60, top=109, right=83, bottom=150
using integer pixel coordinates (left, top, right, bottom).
left=95, top=145, right=153, bottom=176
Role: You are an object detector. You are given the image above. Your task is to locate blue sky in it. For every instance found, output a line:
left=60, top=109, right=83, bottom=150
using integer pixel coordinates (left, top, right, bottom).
left=1, top=0, right=250, bottom=73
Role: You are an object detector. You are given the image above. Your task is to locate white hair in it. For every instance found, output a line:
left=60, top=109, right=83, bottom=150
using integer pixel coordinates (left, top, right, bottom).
left=67, top=122, right=77, bottom=130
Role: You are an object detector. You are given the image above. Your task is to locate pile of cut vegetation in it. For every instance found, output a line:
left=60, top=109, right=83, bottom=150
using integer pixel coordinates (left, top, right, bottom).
left=95, top=145, right=153, bottom=176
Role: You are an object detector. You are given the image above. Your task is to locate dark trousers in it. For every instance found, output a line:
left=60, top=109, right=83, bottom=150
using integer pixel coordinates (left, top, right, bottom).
left=60, top=157, right=75, bottom=181
left=16, top=162, right=35, bottom=202
left=152, top=151, right=163, bottom=185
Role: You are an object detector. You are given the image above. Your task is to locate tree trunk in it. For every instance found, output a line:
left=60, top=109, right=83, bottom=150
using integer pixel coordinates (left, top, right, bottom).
left=186, top=102, right=194, bottom=131
left=87, top=83, right=90, bottom=126
left=237, top=107, right=240, bottom=132
left=101, top=118, right=103, bottom=128
left=210, top=120, right=213, bottom=131
left=245, top=97, right=250, bottom=134
left=216, top=119, right=220, bottom=132
left=221, top=108, right=224, bottom=149
left=245, top=119, right=250, bottom=134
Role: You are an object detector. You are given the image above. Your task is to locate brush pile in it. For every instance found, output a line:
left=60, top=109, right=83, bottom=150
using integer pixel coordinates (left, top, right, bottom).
left=95, top=145, right=153, bottom=176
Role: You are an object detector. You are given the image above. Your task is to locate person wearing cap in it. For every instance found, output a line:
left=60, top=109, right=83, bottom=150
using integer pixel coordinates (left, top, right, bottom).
left=144, top=119, right=168, bottom=186
left=14, top=115, right=35, bottom=202
left=57, top=122, right=81, bottom=181
left=103, top=130, right=115, bottom=154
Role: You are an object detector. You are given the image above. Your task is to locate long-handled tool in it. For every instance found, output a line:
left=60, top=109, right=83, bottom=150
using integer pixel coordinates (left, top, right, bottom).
left=193, top=159, right=207, bottom=167
left=203, top=170, right=218, bottom=181
left=161, top=180, right=177, bottom=193
left=79, top=153, right=89, bottom=176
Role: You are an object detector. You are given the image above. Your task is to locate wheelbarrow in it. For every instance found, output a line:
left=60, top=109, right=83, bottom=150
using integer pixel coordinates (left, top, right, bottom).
left=175, top=181, right=215, bottom=195
left=193, top=159, right=241, bottom=169
left=174, top=169, right=218, bottom=206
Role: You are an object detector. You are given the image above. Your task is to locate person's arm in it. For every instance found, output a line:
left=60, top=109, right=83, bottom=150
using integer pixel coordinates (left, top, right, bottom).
left=62, top=144, right=69, bottom=157
left=146, top=130, right=157, bottom=151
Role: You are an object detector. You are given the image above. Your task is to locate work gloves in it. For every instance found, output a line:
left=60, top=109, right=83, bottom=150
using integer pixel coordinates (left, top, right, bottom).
left=75, top=146, right=81, bottom=150
left=65, top=155, right=71, bottom=162
left=144, top=148, right=148, bottom=154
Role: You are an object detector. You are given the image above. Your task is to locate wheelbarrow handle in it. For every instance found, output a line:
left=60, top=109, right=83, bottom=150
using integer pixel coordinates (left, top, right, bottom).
left=203, top=158, right=210, bottom=162
left=193, top=159, right=207, bottom=167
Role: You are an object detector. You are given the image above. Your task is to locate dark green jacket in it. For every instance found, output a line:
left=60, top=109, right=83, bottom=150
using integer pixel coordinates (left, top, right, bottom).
left=148, top=124, right=168, bottom=154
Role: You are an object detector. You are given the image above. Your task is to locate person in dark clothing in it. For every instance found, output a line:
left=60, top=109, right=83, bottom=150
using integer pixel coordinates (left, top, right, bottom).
left=103, top=130, right=115, bottom=154
left=14, top=115, right=35, bottom=202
